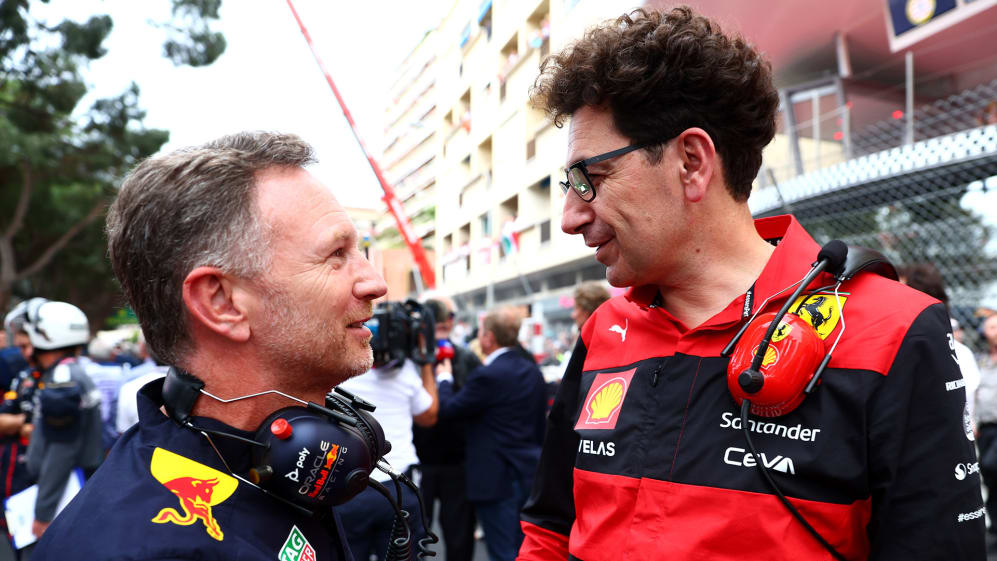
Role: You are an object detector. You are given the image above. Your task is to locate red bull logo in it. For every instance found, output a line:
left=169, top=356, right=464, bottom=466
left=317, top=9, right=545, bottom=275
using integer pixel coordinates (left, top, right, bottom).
left=307, top=444, right=340, bottom=498
left=149, top=447, right=238, bottom=541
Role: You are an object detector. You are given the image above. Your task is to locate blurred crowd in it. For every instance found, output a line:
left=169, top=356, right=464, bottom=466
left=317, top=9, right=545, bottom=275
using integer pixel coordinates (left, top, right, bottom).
left=3, top=265, right=995, bottom=559
left=0, top=280, right=608, bottom=560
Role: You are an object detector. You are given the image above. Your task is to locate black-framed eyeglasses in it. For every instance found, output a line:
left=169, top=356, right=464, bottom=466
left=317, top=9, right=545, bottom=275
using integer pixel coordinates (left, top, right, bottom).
left=559, top=141, right=655, bottom=202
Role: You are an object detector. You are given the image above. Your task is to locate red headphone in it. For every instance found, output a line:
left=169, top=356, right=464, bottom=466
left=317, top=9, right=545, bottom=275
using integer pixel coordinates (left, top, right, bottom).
left=723, top=241, right=898, bottom=418
left=726, top=311, right=826, bottom=417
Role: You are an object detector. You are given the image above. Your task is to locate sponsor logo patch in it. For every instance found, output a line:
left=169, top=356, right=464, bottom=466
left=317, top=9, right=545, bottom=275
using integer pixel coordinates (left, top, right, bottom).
left=789, top=293, right=848, bottom=340
left=150, top=447, right=238, bottom=541
left=578, top=439, right=615, bottom=457
left=575, top=369, right=636, bottom=431
left=279, top=525, right=316, bottom=561
left=719, top=412, right=822, bottom=442
left=954, top=461, right=980, bottom=481
left=957, top=507, right=986, bottom=523
left=723, top=446, right=796, bottom=475
left=946, top=379, right=967, bottom=391
left=608, top=319, right=629, bottom=342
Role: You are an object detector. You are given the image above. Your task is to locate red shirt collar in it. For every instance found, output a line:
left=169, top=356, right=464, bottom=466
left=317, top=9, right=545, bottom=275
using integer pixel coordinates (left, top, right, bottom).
left=625, top=214, right=822, bottom=325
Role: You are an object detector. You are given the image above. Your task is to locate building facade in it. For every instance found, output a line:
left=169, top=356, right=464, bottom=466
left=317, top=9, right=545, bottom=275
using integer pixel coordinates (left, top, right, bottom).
left=379, top=0, right=997, bottom=352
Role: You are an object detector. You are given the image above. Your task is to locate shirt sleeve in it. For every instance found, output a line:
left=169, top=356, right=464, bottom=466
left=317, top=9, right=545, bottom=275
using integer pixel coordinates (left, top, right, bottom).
left=866, top=303, right=986, bottom=560
left=518, top=337, right=587, bottom=561
left=404, top=360, right=433, bottom=416
left=955, top=341, right=981, bottom=423
left=438, top=364, right=498, bottom=420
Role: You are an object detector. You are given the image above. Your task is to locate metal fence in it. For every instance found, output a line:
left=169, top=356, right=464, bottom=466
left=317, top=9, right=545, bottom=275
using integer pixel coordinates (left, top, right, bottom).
left=752, top=82, right=997, bottom=355
left=852, top=79, right=997, bottom=157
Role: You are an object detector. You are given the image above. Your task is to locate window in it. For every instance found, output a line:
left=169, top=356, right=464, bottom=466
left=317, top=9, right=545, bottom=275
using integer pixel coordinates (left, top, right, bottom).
left=480, top=213, right=491, bottom=236
left=540, top=220, right=551, bottom=243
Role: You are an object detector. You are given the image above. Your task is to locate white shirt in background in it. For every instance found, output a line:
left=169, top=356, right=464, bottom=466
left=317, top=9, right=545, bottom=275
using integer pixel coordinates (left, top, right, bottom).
left=337, top=359, right=432, bottom=482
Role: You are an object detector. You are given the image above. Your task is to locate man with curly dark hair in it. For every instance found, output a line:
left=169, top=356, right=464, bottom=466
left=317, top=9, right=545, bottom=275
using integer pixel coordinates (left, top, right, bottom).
left=519, top=7, right=985, bottom=561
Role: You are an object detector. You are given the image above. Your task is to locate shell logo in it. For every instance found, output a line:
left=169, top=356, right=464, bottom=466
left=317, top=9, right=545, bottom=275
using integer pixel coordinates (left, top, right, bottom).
left=586, top=380, right=625, bottom=423
left=752, top=344, right=780, bottom=369
left=575, top=368, right=636, bottom=431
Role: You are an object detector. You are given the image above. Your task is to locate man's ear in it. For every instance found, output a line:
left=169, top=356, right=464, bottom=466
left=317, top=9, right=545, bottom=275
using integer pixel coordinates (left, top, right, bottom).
left=674, top=127, right=717, bottom=203
left=182, top=266, right=252, bottom=343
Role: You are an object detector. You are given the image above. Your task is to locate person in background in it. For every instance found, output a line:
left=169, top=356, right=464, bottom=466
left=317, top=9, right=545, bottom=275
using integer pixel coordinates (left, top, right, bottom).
left=82, top=338, right=124, bottom=453
left=0, top=304, right=43, bottom=555
left=7, top=300, right=103, bottom=540
left=559, top=282, right=611, bottom=379
left=414, top=297, right=482, bottom=561
left=976, top=312, right=997, bottom=547
left=336, top=347, right=438, bottom=561
left=437, top=307, right=546, bottom=561
left=571, top=282, right=610, bottom=331
left=900, top=263, right=981, bottom=425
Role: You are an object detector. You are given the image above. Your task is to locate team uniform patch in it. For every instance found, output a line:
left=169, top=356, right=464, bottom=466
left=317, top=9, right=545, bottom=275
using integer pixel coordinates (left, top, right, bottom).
left=575, top=369, right=636, bottom=430
left=789, top=292, right=848, bottom=339
left=279, top=525, right=317, bottom=561
left=149, top=447, right=238, bottom=541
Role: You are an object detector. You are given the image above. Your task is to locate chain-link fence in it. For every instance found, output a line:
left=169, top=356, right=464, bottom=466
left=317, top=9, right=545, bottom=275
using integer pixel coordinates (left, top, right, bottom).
left=753, top=106, right=997, bottom=354
left=852, top=79, right=997, bottom=157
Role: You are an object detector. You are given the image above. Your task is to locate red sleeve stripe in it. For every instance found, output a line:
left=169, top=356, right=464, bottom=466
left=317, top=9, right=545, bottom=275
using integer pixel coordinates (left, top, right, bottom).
left=518, top=520, right=570, bottom=561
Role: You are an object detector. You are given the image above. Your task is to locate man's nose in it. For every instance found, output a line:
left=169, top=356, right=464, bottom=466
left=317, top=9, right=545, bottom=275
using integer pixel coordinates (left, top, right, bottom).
left=561, top=191, right=594, bottom=235
left=355, top=258, right=388, bottom=301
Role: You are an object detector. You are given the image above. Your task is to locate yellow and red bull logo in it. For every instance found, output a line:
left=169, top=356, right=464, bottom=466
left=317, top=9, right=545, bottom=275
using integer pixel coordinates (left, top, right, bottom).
left=149, top=447, right=238, bottom=541
left=575, top=368, right=636, bottom=431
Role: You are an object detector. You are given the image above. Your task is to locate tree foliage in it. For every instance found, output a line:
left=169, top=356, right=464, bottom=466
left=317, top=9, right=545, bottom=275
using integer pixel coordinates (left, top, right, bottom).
left=0, top=0, right=225, bottom=326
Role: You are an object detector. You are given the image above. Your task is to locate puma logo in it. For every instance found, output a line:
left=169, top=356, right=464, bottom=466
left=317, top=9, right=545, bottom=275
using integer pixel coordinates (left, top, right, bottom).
left=609, top=319, right=628, bottom=342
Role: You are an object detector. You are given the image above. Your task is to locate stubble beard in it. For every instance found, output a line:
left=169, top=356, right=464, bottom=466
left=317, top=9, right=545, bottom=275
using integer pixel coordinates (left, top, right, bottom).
left=256, top=285, right=374, bottom=393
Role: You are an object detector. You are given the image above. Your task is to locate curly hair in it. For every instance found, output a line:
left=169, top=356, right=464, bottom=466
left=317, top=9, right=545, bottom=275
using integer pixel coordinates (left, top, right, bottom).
left=532, top=6, right=779, bottom=201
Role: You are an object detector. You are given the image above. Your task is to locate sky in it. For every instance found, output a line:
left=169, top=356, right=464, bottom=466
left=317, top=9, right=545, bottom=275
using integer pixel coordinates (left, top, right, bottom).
left=36, top=0, right=454, bottom=210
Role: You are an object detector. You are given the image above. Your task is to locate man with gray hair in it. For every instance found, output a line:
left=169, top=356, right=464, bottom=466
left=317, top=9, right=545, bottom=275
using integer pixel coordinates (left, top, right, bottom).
left=437, top=307, right=547, bottom=561
left=32, top=131, right=387, bottom=560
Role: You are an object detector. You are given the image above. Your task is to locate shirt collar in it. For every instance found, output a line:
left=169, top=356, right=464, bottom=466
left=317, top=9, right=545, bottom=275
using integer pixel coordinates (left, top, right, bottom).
left=483, top=346, right=512, bottom=366
left=624, top=214, right=823, bottom=324
left=137, top=378, right=259, bottom=473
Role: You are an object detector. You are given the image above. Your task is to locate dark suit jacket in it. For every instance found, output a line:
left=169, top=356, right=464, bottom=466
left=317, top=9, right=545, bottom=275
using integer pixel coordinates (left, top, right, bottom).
left=439, top=348, right=547, bottom=502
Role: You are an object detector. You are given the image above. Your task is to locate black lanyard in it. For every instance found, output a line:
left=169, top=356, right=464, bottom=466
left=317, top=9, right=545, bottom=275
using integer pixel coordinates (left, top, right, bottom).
left=742, top=283, right=756, bottom=319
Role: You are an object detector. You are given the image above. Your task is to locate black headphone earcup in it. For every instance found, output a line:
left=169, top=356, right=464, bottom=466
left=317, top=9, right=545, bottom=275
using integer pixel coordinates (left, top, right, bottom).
left=325, top=393, right=390, bottom=460
left=251, top=406, right=376, bottom=508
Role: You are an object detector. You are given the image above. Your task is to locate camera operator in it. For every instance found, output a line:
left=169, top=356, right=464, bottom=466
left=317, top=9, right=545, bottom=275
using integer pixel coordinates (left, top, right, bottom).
left=413, top=297, right=482, bottom=561
left=336, top=301, right=438, bottom=561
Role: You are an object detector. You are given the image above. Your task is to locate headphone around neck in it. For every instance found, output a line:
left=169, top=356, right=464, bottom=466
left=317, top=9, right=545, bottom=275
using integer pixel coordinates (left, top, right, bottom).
left=161, top=368, right=390, bottom=511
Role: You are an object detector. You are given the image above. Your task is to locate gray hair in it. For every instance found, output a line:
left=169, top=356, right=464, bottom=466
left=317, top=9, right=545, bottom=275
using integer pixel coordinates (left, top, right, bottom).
left=106, top=131, right=316, bottom=367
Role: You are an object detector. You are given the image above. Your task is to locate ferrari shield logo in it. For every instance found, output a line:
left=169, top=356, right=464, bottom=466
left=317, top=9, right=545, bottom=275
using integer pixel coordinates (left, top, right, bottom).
left=790, top=293, right=848, bottom=340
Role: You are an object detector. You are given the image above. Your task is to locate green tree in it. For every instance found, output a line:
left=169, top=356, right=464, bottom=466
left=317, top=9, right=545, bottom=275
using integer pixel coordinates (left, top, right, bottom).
left=0, top=0, right=226, bottom=324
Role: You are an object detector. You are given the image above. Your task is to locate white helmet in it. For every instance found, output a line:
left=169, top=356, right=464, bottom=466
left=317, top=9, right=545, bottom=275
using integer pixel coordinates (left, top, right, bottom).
left=19, top=300, right=90, bottom=351
left=5, top=297, right=49, bottom=334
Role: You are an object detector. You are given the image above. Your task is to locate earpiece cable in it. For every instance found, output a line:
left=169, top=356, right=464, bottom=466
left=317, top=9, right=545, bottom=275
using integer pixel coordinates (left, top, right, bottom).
left=739, top=400, right=847, bottom=561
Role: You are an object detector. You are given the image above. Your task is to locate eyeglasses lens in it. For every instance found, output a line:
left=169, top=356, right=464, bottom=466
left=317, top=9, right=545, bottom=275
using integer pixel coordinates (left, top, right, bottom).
left=568, top=167, right=593, bottom=200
